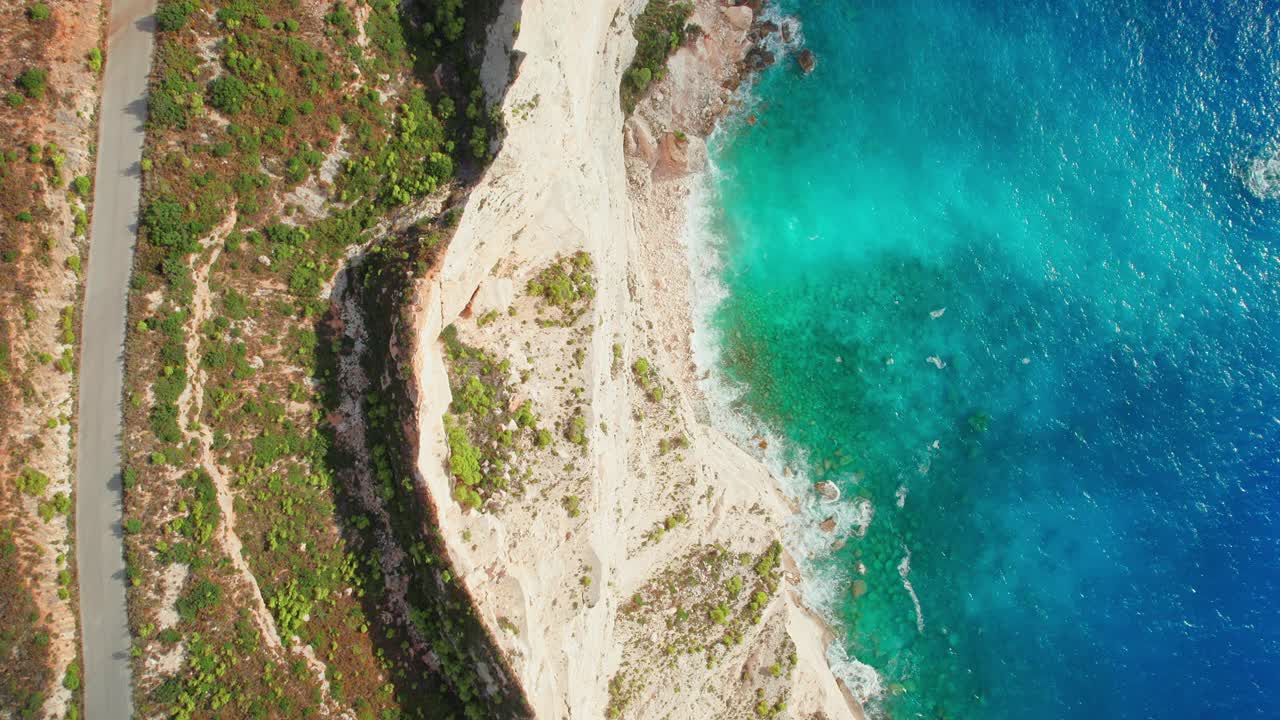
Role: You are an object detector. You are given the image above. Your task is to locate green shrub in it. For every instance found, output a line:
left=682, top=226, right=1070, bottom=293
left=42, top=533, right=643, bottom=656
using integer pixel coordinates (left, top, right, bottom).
left=141, top=197, right=202, bottom=252
left=208, top=75, right=249, bottom=115
left=527, top=252, right=595, bottom=323
left=62, top=662, right=80, bottom=691
left=513, top=401, right=536, bottom=428
left=325, top=2, right=358, bottom=37
left=87, top=47, right=103, bottom=74
left=708, top=602, right=730, bottom=625
left=458, top=376, right=492, bottom=415
left=71, top=175, right=91, bottom=196
left=5, top=92, right=22, bottom=108
left=176, top=578, right=221, bottom=622
left=444, top=419, right=482, bottom=487
left=15, top=68, right=47, bottom=99
left=15, top=467, right=50, bottom=496
left=266, top=580, right=313, bottom=638
left=452, top=483, right=481, bottom=510
left=726, top=574, right=743, bottom=597
left=566, top=412, right=587, bottom=445
left=155, top=0, right=192, bottom=31
left=27, top=3, right=51, bottom=21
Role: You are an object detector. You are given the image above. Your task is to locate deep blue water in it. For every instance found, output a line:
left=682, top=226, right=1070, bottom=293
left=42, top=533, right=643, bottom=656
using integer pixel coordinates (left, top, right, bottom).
left=703, top=0, right=1280, bottom=717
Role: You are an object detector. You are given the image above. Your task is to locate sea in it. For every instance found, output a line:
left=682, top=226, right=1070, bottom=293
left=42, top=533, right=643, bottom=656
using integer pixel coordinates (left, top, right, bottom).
left=688, top=0, right=1280, bottom=717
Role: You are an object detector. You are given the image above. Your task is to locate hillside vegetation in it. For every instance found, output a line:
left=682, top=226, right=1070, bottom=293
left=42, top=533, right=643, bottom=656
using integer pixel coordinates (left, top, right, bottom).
left=121, top=0, right=526, bottom=717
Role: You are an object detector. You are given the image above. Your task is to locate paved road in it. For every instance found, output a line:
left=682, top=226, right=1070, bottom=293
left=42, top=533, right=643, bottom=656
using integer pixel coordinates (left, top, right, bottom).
left=77, top=0, right=156, bottom=716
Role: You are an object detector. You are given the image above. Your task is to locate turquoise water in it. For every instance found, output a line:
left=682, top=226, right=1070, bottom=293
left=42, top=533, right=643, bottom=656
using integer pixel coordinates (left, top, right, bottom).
left=703, top=1, right=1280, bottom=717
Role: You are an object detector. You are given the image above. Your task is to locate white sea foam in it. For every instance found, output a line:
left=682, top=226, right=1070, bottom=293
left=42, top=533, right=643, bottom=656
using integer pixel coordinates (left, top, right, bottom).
left=1243, top=150, right=1280, bottom=199
left=683, top=135, right=883, bottom=705
left=899, top=547, right=925, bottom=634
left=826, top=639, right=884, bottom=705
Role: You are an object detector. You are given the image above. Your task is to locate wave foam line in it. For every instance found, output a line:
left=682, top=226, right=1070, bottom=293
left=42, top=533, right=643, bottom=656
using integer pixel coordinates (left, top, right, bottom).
left=682, top=161, right=883, bottom=705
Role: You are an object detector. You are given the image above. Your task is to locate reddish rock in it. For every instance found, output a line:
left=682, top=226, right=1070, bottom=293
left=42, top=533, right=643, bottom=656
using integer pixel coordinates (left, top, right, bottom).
left=819, top=516, right=837, bottom=533
left=654, top=131, right=691, bottom=178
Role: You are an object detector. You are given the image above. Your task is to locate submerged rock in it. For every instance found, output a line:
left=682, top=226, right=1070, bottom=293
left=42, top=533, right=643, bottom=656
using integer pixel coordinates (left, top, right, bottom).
left=819, top=516, right=837, bottom=533
left=851, top=578, right=868, bottom=599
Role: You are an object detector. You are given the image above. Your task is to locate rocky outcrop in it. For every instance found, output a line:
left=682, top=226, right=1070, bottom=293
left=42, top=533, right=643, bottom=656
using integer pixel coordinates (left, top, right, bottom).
left=721, top=4, right=753, bottom=31
left=798, top=48, right=817, bottom=74
left=781, top=19, right=797, bottom=44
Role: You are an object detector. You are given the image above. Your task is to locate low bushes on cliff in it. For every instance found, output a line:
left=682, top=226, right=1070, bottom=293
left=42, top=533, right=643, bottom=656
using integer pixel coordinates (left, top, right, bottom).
left=621, top=0, right=696, bottom=113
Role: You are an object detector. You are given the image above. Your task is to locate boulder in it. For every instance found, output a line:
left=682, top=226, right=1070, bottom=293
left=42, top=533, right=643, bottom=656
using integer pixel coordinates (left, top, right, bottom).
left=747, top=19, right=778, bottom=42
left=654, top=131, right=690, bottom=178
left=814, top=481, right=840, bottom=501
left=722, top=5, right=753, bottom=31
left=745, top=47, right=776, bottom=71
left=819, top=516, right=837, bottom=533
left=750, top=20, right=779, bottom=43
left=625, top=116, right=658, bottom=167
left=798, top=48, right=817, bottom=74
